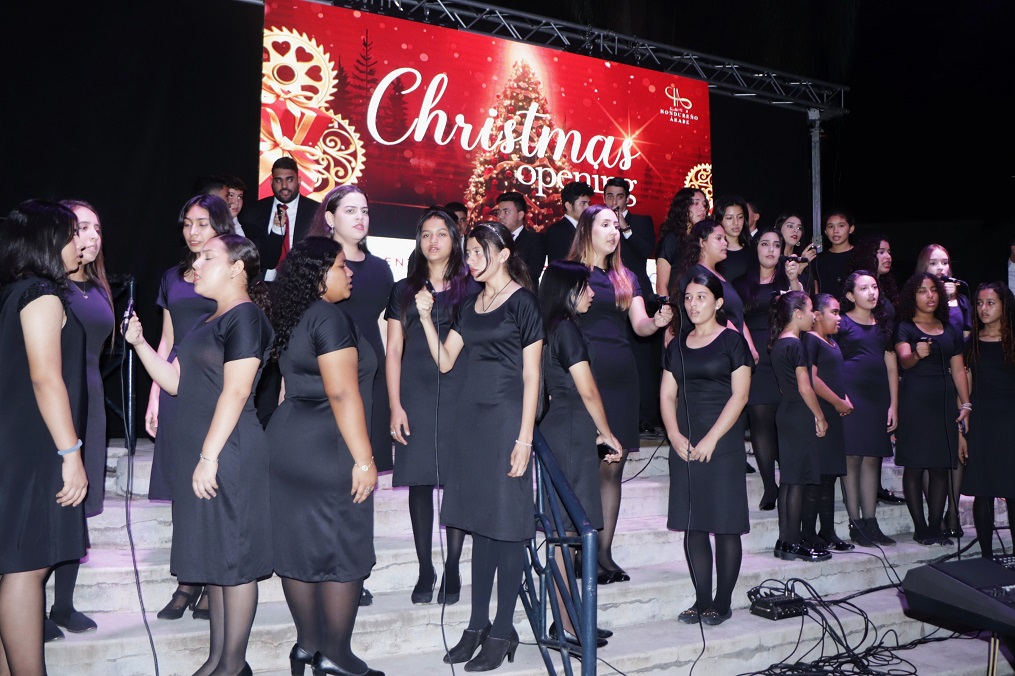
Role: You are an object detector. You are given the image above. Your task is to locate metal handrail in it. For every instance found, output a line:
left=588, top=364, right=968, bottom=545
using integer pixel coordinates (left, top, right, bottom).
left=520, top=426, right=598, bottom=675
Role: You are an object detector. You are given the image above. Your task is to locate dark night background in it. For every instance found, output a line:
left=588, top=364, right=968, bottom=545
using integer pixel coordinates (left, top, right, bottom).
left=2, top=0, right=1012, bottom=335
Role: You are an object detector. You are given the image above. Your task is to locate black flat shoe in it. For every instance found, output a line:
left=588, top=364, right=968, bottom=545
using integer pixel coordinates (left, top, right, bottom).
left=678, top=607, right=699, bottom=624
left=701, top=607, right=733, bottom=626
left=156, top=586, right=201, bottom=620
left=444, top=623, right=491, bottom=664
left=464, top=629, right=519, bottom=672
left=192, top=586, right=210, bottom=620
left=822, top=536, right=855, bottom=552
left=237, top=664, right=253, bottom=676
left=290, top=643, right=314, bottom=676
left=411, top=568, right=437, bottom=604
left=745, top=462, right=756, bottom=474
left=777, top=541, right=831, bottom=562
left=547, top=622, right=607, bottom=649
left=359, top=587, right=373, bottom=607
left=596, top=626, right=613, bottom=639
left=606, top=569, right=630, bottom=583
left=596, top=571, right=616, bottom=585
left=943, top=527, right=965, bottom=538
left=437, top=571, right=461, bottom=605
left=877, top=487, right=906, bottom=505
left=311, top=652, right=383, bottom=676
left=759, top=500, right=776, bottom=511
left=49, top=606, right=97, bottom=633
left=43, top=616, right=64, bottom=642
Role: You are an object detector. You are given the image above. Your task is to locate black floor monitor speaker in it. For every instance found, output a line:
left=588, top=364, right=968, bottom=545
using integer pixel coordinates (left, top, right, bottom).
left=902, top=557, right=1015, bottom=638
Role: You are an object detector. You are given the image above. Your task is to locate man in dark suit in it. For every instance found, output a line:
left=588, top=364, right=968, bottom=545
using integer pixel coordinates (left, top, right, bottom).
left=603, top=177, right=662, bottom=435
left=545, top=180, right=594, bottom=263
left=239, top=156, right=321, bottom=282
left=495, top=191, right=546, bottom=285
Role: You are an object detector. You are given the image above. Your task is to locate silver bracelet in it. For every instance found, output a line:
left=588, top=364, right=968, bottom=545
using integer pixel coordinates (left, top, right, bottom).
left=515, top=439, right=532, bottom=447
left=960, top=403, right=972, bottom=411
left=58, top=439, right=83, bottom=456
left=199, top=454, right=218, bottom=464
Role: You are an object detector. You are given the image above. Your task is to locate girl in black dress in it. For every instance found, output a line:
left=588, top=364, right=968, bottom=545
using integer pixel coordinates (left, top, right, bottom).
left=386, top=208, right=474, bottom=606
left=660, top=270, right=752, bottom=626
left=266, top=237, right=382, bottom=676
left=537, top=260, right=623, bottom=649
left=894, top=272, right=971, bottom=545
left=801, top=294, right=854, bottom=551
left=811, top=210, right=855, bottom=298
left=654, top=187, right=709, bottom=296
left=961, top=282, right=1015, bottom=557
left=310, top=186, right=395, bottom=475
left=734, top=229, right=804, bottom=509
left=774, top=212, right=818, bottom=288
left=769, top=291, right=830, bottom=562
left=45, top=200, right=115, bottom=637
left=713, top=195, right=752, bottom=283
left=0, top=200, right=88, bottom=675
left=149, top=195, right=234, bottom=620
left=567, top=204, right=673, bottom=584
left=416, top=222, right=543, bottom=671
left=837, top=271, right=899, bottom=547
left=126, top=235, right=273, bottom=676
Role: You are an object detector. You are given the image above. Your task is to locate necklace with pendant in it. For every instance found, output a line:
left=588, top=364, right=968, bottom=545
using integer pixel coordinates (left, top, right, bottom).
left=71, top=280, right=89, bottom=299
left=481, top=279, right=512, bottom=312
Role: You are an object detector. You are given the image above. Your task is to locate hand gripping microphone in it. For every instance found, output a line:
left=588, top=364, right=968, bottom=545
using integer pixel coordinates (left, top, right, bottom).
left=121, top=297, right=134, bottom=335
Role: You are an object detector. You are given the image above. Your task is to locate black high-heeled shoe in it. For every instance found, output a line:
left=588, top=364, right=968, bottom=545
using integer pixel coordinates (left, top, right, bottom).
left=311, top=651, right=384, bottom=676
left=437, top=571, right=461, bottom=605
left=464, top=628, right=519, bottom=672
left=290, top=643, right=314, bottom=676
left=443, top=622, right=491, bottom=664
left=192, top=586, right=210, bottom=620
left=156, top=585, right=202, bottom=620
left=547, top=622, right=607, bottom=654
left=237, top=664, right=252, bottom=676
left=411, top=568, right=437, bottom=604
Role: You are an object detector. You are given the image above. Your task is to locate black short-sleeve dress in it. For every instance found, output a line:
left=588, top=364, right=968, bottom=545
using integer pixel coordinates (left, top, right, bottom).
left=267, top=300, right=376, bottom=582
left=835, top=314, right=893, bottom=457
left=537, top=319, right=603, bottom=532
left=894, top=320, right=963, bottom=470
left=961, top=340, right=1015, bottom=497
left=441, top=289, right=544, bottom=542
left=737, top=279, right=781, bottom=406
left=170, top=302, right=274, bottom=586
left=771, top=336, right=821, bottom=485
left=67, top=281, right=114, bottom=517
left=149, top=268, right=216, bottom=500
left=385, top=278, right=477, bottom=487
left=723, top=247, right=752, bottom=283
left=0, top=278, right=87, bottom=573
left=577, top=267, right=642, bottom=450
left=802, top=332, right=847, bottom=477
left=665, top=328, right=753, bottom=534
left=344, top=255, right=395, bottom=472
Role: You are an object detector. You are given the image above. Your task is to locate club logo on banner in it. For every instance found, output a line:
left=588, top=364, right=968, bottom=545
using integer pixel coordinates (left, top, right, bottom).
left=259, top=2, right=712, bottom=235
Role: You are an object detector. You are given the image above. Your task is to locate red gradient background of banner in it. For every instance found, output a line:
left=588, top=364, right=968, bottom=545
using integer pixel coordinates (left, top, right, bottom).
left=259, top=1, right=711, bottom=232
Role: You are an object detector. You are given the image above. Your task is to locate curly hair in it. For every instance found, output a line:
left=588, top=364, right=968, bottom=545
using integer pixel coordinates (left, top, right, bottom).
left=967, top=282, right=1015, bottom=368
left=267, top=236, right=340, bottom=359
left=850, top=234, right=899, bottom=308
left=566, top=204, right=633, bottom=310
left=840, top=270, right=893, bottom=344
left=673, top=219, right=725, bottom=295
left=896, top=271, right=949, bottom=326
left=658, top=187, right=704, bottom=241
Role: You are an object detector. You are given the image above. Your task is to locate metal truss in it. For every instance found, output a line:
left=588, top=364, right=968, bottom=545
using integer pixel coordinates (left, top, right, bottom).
left=335, top=0, right=848, bottom=117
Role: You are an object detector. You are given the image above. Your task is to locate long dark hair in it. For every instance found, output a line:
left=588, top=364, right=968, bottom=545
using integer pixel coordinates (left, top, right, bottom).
left=60, top=199, right=114, bottom=314
left=539, top=260, right=591, bottom=334
left=567, top=203, right=633, bottom=310
left=850, top=233, right=898, bottom=307
left=658, top=187, right=704, bottom=241
left=308, top=184, right=370, bottom=254
left=674, top=218, right=725, bottom=296
left=714, top=194, right=751, bottom=248
left=967, top=281, right=1015, bottom=367
left=400, top=208, right=469, bottom=327
left=0, top=199, right=77, bottom=288
left=897, top=271, right=949, bottom=326
left=768, top=290, right=810, bottom=352
left=840, top=269, right=893, bottom=343
left=468, top=221, right=534, bottom=291
left=672, top=269, right=727, bottom=334
left=734, top=227, right=790, bottom=313
left=268, top=236, right=341, bottom=359
left=217, top=234, right=269, bottom=314
left=774, top=212, right=807, bottom=255
left=177, top=194, right=234, bottom=275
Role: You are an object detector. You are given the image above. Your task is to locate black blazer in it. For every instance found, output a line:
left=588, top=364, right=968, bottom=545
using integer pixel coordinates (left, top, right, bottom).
left=240, top=195, right=321, bottom=272
left=544, top=216, right=577, bottom=263
left=619, top=212, right=655, bottom=295
left=514, top=227, right=547, bottom=286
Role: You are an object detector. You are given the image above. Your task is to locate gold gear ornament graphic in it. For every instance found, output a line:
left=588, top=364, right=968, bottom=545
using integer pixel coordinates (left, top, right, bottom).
left=262, top=27, right=338, bottom=108
left=684, top=163, right=713, bottom=209
left=309, top=116, right=366, bottom=201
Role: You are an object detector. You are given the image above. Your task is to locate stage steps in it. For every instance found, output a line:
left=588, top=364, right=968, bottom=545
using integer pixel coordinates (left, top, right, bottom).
left=42, top=438, right=1012, bottom=675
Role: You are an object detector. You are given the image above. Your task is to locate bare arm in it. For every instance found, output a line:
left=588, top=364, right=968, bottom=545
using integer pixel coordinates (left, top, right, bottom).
left=628, top=295, right=673, bottom=337
left=659, top=369, right=690, bottom=460
left=796, top=366, right=828, bottom=437
left=385, top=318, right=409, bottom=444
left=22, top=295, right=87, bottom=507
left=951, top=354, right=971, bottom=426
left=415, top=289, right=463, bottom=371
left=124, top=314, right=180, bottom=394
left=655, top=258, right=671, bottom=297
left=509, top=340, right=543, bottom=477
left=320, top=348, right=378, bottom=502
left=145, top=308, right=174, bottom=436
left=570, top=361, right=623, bottom=461
left=885, top=350, right=899, bottom=432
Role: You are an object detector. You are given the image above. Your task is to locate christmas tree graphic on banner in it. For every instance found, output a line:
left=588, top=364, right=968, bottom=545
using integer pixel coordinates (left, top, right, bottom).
left=465, top=60, right=574, bottom=232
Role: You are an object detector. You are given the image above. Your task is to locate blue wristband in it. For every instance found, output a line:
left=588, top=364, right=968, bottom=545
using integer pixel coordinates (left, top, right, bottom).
left=58, top=439, right=83, bottom=456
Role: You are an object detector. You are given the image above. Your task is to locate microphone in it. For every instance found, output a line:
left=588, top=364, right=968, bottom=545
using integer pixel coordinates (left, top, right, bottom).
left=121, top=297, right=134, bottom=335
left=424, top=279, right=436, bottom=294
left=275, top=203, right=285, bottom=227
left=939, top=275, right=965, bottom=285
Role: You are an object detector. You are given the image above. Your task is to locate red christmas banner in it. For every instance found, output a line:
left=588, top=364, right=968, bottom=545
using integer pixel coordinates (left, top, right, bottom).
left=259, top=1, right=712, bottom=232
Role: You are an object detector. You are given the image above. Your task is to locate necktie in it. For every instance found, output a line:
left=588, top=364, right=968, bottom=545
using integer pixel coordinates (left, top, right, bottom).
left=278, top=203, right=290, bottom=266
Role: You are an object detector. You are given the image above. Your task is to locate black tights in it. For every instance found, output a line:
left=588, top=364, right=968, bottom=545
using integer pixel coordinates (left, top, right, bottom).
left=281, top=577, right=366, bottom=674
left=50, top=560, right=80, bottom=615
left=903, top=467, right=948, bottom=537
left=408, top=485, right=465, bottom=586
left=194, top=582, right=258, bottom=676
left=973, top=497, right=1015, bottom=558
left=467, top=535, right=524, bottom=639
left=747, top=405, right=779, bottom=505
left=842, top=455, right=880, bottom=521
left=0, top=568, right=48, bottom=676
left=597, top=453, right=627, bottom=572
left=802, top=475, right=840, bottom=542
left=683, top=531, right=741, bottom=615
left=778, top=483, right=804, bottom=544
